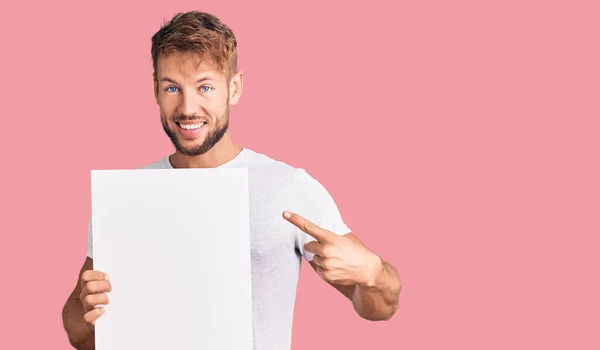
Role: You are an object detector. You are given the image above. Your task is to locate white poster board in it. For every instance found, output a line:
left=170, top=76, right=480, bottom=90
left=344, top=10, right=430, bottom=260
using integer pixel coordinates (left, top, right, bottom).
left=91, top=168, right=253, bottom=349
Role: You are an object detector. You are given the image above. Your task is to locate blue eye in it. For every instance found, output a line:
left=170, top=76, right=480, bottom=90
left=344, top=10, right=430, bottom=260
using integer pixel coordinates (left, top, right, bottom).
left=201, top=85, right=212, bottom=93
left=166, top=86, right=179, bottom=93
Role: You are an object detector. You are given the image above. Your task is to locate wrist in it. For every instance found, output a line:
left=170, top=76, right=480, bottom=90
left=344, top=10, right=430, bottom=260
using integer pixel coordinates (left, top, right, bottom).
left=361, top=254, right=385, bottom=288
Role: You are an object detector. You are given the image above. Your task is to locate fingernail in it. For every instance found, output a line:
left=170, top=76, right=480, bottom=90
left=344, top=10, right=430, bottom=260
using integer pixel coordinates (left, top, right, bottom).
left=105, top=274, right=110, bottom=280
left=283, top=211, right=291, bottom=218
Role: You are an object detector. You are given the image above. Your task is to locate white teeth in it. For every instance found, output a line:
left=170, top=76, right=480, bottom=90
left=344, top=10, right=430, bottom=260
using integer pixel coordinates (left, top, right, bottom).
left=179, top=123, right=204, bottom=130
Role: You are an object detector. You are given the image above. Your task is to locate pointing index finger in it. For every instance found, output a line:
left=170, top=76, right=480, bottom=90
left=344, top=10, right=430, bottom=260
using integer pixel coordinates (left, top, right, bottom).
left=282, top=211, right=335, bottom=243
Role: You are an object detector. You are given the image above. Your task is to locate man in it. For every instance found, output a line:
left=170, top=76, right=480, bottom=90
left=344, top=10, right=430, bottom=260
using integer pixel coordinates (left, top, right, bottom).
left=62, top=11, right=401, bottom=350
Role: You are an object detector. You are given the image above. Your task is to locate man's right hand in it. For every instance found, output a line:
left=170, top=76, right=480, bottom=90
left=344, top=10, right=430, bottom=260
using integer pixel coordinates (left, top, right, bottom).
left=79, top=270, right=112, bottom=325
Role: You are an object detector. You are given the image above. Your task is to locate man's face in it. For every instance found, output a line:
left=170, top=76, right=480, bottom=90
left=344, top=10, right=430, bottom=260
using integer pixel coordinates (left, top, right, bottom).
left=154, top=53, right=241, bottom=156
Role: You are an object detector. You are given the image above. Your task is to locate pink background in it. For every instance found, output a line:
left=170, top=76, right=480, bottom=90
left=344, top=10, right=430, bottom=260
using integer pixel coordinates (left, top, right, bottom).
left=1, top=0, right=599, bottom=349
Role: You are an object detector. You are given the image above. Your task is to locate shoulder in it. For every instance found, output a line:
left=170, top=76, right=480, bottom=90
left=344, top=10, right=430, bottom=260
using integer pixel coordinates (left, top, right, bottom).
left=244, top=148, right=327, bottom=187
left=242, top=148, right=302, bottom=179
left=241, top=149, right=333, bottom=201
left=141, top=157, right=170, bottom=169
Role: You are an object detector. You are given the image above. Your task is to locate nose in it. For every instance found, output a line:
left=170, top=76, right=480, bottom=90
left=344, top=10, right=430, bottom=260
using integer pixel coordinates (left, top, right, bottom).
left=178, top=90, right=201, bottom=117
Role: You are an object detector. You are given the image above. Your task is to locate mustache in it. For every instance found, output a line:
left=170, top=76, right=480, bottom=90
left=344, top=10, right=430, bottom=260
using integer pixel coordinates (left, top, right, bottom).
left=172, top=115, right=207, bottom=123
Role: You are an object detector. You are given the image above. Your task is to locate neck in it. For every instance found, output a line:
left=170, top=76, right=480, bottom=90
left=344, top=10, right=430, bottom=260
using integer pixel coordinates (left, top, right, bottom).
left=169, top=132, right=242, bottom=168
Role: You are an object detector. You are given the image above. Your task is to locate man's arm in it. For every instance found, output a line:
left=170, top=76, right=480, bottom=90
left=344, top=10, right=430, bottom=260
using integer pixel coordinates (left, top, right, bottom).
left=283, top=212, right=402, bottom=321
left=310, top=241, right=401, bottom=321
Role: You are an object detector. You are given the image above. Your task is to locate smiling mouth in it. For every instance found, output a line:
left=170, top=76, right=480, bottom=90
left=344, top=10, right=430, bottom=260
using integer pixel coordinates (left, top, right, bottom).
left=176, top=121, right=206, bottom=130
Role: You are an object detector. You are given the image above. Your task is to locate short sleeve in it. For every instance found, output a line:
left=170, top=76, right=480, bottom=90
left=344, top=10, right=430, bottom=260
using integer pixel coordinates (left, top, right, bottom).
left=87, top=216, right=94, bottom=259
left=292, top=169, right=351, bottom=261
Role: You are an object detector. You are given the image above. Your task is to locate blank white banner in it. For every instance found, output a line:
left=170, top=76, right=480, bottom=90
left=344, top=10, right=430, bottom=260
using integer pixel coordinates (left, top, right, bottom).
left=91, top=168, right=253, bottom=350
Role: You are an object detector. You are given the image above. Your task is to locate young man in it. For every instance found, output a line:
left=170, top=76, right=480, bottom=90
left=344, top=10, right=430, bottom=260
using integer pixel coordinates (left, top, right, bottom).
left=62, top=11, right=401, bottom=350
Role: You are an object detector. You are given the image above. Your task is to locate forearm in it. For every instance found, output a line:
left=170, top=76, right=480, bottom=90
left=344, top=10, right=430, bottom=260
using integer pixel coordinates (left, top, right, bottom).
left=352, top=259, right=401, bottom=321
left=62, top=297, right=95, bottom=350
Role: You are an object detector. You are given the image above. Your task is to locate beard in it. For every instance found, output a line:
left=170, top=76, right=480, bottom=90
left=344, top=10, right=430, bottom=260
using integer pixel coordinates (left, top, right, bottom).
left=161, top=106, right=230, bottom=157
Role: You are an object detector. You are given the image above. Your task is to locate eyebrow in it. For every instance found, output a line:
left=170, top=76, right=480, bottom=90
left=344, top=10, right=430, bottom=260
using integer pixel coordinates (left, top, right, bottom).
left=159, top=76, right=213, bottom=84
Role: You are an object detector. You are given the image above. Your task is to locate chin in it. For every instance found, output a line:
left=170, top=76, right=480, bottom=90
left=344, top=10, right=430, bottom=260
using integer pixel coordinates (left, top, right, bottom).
left=176, top=138, right=214, bottom=156
left=178, top=139, right=206, bottom=150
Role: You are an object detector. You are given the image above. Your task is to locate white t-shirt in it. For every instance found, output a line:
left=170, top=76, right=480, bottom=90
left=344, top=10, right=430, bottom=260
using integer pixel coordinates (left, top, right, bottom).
left=86, top=148, right=351, bottom=350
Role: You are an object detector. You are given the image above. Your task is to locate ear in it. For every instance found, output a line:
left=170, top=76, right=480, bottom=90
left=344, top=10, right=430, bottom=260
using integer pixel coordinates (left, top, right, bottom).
left=153, top=72, right=159, bottom=104
left=228, top=70, right=244, bottom=106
